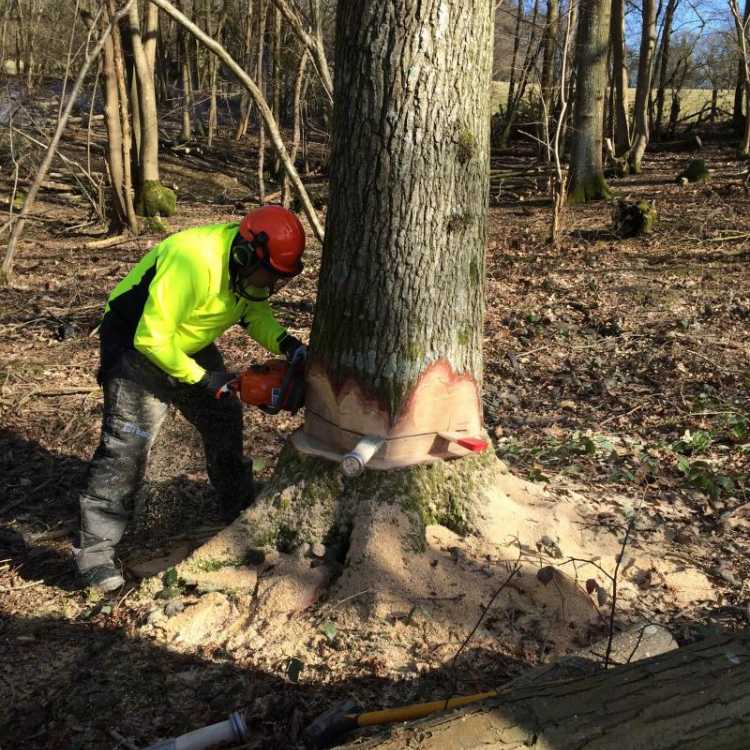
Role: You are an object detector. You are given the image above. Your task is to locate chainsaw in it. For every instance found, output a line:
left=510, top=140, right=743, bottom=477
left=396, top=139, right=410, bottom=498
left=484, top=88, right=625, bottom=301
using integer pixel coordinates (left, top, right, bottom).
left=221, top=359, right=305, bottom=414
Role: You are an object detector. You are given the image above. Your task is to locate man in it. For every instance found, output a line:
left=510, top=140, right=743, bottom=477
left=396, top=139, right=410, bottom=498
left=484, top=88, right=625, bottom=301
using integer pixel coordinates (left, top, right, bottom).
left=75, top=205, right=307, bottom=592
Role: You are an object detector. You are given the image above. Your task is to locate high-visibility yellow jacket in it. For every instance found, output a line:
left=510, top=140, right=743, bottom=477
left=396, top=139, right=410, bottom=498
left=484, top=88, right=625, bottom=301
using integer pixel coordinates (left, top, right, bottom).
left=105, top=222, right=287, bottom=384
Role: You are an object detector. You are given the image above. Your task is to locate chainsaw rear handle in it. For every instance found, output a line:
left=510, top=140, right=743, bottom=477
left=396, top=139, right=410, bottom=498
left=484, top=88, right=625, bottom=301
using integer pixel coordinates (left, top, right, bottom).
left=214, top=378, right=240, bottom=400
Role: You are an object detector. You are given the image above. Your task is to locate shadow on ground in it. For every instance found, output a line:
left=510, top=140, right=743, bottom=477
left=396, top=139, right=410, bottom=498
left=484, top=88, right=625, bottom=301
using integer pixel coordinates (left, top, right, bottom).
left=0, top=609, right=529, bottom=750
left=1, top=431, right=225, bottom=592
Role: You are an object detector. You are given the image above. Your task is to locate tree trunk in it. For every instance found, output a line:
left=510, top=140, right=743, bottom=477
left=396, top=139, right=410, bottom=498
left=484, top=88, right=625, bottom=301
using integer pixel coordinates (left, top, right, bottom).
left=309, top=0, right=491, bottom=435
left=257, top=0, right=268, bottom=203
left=568, top=0, right=612, bottom=203
left=271, top=4, right=282, bottom=177
left=610, top=0, right=629, bottom=155
left=206, top=0, right=227, bottom=148
left=234, top=0, right=254, bottom=140
left=540, top=0, right=559, bottom=161
left=732, top=0, right=750, bottom=155
left=102, top=28, right=128, bottom=227
left=282, top=48, right=308, bottom=208
left=179, top=8, right=193, bottom=141
left=629, top=0, right=657, bottom=173
left=143, top=0, right=159, bottom=75
left=170, top=0, right=496, bottom=630
left=503, top=0, right=523, bottom=145
left=128, top=0, right=175, bottom=218
left=107, top=0, right=139, bottom=232
left=355, top=628, right=750, bottom=749
left=654, top=0, right=677, bottom=141
left=734, top=58, right=745, bottom=134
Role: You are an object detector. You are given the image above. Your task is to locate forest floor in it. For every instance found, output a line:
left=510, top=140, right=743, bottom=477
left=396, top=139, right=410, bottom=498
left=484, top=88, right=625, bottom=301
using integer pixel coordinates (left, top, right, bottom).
left=1, top=125, right=750, bottom=749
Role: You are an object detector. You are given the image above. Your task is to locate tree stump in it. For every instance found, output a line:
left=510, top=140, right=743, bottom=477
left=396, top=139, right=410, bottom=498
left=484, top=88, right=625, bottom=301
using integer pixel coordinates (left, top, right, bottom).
left=612, top=199, right=657, bottom=237
left=676, top=159, right=709, bottom=184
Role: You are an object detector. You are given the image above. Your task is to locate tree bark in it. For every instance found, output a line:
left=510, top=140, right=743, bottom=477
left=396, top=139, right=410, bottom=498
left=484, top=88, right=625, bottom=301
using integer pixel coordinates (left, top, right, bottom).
left=102, top=25, right=128, bottom=227
left=271, top=3, right=282, bottom=177
left=107, top=0, right=139, bottom=232
left=629, top=0, right=657, bottom=173
left=540, top=0, right=559, bottom=161
left=732, top=0, right=750, bottom=155
left=354, top=628, right=750, bottom=749
left=567, top=0, right=612, bottom=203
left=307, top=0, right=492, bottom=446
left=178, top=0, right=193, bottom=141
left=282, top=47, right=308, bottom=208
left=654, top=0, right=678, bottom=141
left=128, top=0, right=175, bottom=217
left=256, top=0, right=268, bottom=203
left=610, top=0, right=629, bottom=155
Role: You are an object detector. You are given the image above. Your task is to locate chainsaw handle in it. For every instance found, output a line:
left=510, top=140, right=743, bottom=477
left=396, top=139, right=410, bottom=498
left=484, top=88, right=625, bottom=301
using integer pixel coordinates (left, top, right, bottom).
left=214, top=377, right=240, bottom=400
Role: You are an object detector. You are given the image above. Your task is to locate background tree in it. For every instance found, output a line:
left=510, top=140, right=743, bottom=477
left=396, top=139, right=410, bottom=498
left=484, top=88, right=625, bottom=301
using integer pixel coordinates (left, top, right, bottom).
left=653, top=0, right=679, bottom=140
left=629, top=0, right=657, bottom=172
left=127, top=0, right=176, bottom=219
left=568, top=0, right=612, bottom=202
left=610, top=0, right=630, bottom=155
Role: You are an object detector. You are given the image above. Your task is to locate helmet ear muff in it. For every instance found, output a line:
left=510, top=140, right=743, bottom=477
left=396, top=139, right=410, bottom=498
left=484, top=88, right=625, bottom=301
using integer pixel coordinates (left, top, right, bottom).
left=231, top=238, right=259, bottom=269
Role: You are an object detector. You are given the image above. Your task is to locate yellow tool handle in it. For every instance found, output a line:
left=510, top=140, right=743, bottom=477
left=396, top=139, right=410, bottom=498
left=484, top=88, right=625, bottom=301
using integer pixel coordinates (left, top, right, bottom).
left=356, top=690, right=498, bottom=727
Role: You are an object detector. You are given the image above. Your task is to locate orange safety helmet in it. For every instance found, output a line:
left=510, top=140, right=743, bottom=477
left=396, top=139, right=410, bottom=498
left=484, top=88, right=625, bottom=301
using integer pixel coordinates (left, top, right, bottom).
left=238, top=205, right=305, bottom=276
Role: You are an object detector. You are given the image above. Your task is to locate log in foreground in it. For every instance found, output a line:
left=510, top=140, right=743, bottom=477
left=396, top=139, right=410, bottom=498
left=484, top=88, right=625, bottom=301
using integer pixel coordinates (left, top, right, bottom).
left=348, top=628, right=750, bottom=749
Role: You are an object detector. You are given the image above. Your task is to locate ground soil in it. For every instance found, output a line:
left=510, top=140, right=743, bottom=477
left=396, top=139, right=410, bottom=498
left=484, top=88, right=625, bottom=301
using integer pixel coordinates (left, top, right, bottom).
left=1, top=120, right=750, bottom=749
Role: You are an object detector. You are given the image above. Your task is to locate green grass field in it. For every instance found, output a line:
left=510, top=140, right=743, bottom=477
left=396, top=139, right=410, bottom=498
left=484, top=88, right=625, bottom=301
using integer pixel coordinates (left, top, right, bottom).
left=491, top=81, right=734, bottom=119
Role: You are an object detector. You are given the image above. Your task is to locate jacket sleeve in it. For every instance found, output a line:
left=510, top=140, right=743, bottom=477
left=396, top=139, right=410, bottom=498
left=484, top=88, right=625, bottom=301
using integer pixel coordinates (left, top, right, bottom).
left=242, top=300, right=287, bottom=355
left=133, top=249, right=208, bottom=384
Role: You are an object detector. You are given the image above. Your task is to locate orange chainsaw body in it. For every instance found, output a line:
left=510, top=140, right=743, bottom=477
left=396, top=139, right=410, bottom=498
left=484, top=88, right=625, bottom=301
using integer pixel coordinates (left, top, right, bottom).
left=238, top=359, right=289, bottom=409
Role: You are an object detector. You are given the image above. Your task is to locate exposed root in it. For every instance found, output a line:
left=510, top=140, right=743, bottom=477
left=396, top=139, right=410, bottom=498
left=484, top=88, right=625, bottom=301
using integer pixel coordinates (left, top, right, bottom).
left=139, top=448, right=720, bottom=661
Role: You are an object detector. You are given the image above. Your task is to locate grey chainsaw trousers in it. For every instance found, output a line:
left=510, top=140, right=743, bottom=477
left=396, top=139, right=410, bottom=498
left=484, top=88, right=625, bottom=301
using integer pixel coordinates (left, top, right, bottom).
left=76, top=344, right=253, bottom=574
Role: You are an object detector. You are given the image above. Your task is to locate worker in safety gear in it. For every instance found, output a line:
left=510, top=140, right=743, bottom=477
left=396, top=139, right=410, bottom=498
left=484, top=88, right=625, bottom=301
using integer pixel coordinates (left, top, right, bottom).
left=75, top=205, right=308, bottom=592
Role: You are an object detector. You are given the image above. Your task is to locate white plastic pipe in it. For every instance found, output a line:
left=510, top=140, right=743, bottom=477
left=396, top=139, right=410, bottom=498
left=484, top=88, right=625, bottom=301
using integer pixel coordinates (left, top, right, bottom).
left=341, top=436, right=385, bottom=477
left=144, top=711, right=248, bottom=750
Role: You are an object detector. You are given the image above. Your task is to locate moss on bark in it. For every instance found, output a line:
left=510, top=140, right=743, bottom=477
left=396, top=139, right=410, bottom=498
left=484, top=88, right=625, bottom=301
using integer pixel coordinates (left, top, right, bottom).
left=567, top=174, right=612, bottom=204
left=136, top=180, right=177, bottom=217
left=236, top=442, right=498, bottom=559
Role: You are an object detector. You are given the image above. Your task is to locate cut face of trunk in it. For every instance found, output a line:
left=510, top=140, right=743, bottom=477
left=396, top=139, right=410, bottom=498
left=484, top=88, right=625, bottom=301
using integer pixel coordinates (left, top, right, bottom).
left=568, top=0, right=613, bottom=203
left=306, top=0, right=492, bottom=466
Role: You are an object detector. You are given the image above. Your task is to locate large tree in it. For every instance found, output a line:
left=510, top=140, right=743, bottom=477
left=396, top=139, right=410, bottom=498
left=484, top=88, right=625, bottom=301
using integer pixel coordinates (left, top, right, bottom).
left=567, top=0, right=612, bottom=203
left=178, top=0, right=510, bottom=615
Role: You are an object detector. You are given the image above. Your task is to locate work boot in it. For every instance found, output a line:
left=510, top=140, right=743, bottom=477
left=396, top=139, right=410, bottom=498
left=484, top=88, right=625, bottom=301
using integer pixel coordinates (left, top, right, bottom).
left=81, top=563, right=125, bottom=593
